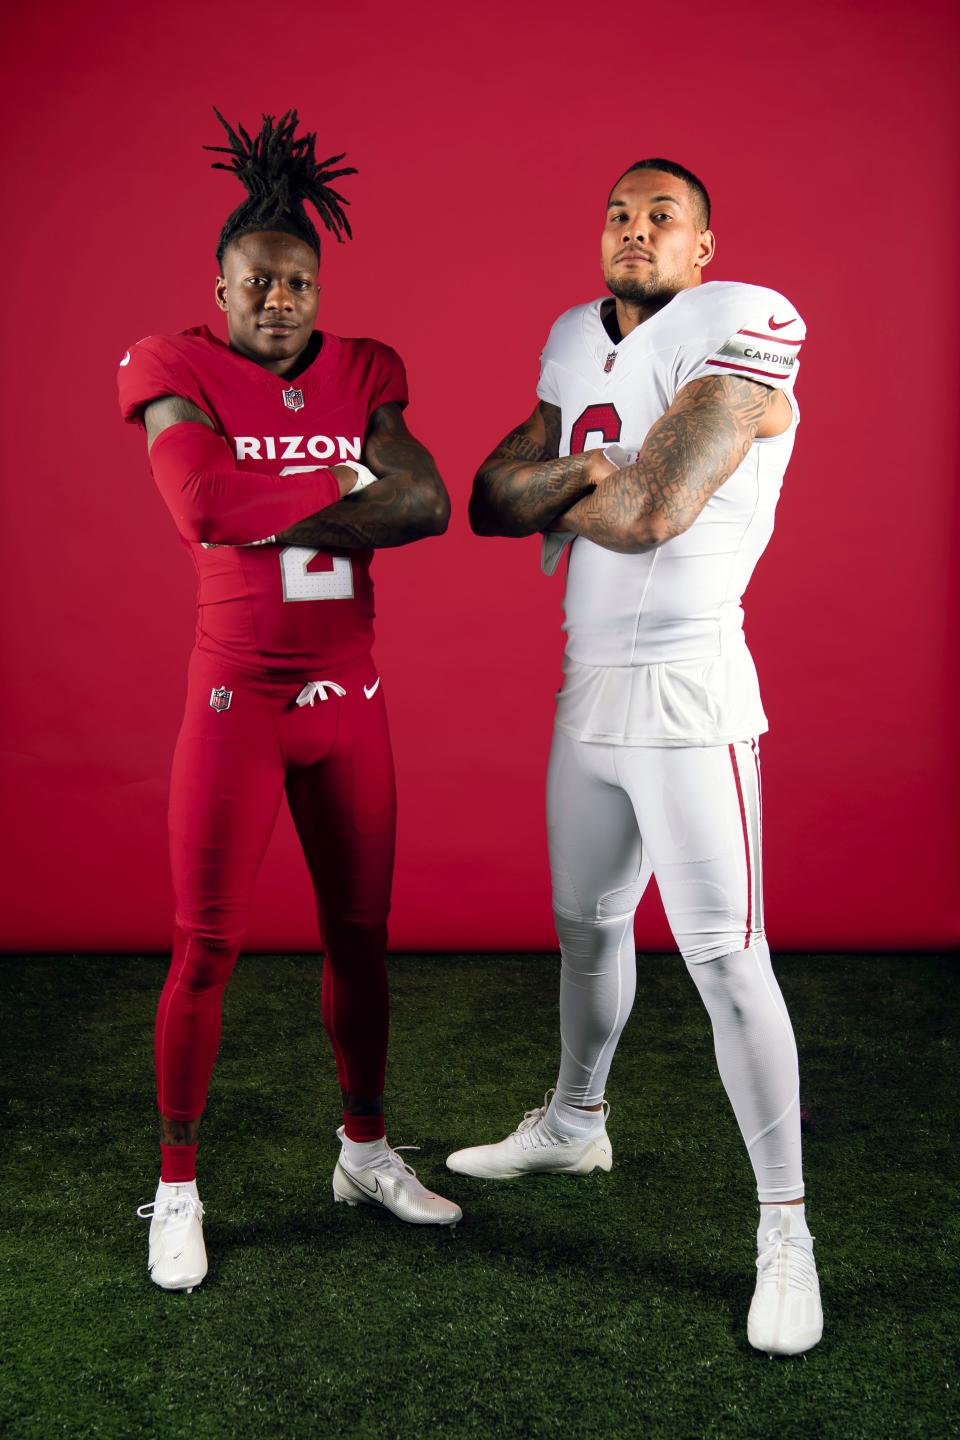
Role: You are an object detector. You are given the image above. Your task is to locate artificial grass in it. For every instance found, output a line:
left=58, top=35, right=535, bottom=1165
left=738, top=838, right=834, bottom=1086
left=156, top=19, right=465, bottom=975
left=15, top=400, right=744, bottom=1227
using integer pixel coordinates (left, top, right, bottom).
left=1, top=952, right=957, bottom=1440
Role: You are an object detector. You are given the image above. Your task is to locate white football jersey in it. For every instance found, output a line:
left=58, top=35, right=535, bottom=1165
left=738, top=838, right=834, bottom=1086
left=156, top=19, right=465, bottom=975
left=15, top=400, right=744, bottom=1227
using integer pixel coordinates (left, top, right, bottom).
left=538, top=281, right=805, bottom=744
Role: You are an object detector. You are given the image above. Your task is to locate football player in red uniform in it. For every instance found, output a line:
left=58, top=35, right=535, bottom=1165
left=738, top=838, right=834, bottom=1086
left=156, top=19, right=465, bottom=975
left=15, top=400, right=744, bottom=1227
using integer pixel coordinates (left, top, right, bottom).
left=119, top=110, right=461, bottom=1292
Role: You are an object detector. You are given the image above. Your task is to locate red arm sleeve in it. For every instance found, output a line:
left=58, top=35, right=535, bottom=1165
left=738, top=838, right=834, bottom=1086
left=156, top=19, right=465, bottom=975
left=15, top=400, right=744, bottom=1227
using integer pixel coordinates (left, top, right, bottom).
left=149, top=422, right=342, bottom=545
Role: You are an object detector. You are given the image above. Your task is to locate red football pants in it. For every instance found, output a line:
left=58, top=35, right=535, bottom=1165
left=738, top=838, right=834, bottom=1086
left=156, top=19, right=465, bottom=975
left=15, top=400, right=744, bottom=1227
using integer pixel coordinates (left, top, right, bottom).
left=157, top=646, right=396, bottom=1139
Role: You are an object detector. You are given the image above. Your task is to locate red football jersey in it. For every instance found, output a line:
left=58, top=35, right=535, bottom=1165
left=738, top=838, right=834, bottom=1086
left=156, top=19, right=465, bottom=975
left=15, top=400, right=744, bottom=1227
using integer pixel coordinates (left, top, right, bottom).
left=118, top=325, right=408, bottom=674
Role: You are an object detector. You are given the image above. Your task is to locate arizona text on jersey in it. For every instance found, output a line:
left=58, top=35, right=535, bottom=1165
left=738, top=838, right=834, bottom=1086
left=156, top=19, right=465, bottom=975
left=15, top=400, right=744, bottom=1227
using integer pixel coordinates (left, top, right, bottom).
left=118, top=326, right=407, bottom=674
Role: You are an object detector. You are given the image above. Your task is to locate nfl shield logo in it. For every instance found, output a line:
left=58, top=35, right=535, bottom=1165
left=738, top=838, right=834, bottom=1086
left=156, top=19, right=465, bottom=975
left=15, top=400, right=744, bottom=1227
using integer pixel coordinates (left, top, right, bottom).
left=603, top=351, right=617, bottom=374
left=209, top=686, right=233, bottom=713
left=282, top=387, right=305, bottom=411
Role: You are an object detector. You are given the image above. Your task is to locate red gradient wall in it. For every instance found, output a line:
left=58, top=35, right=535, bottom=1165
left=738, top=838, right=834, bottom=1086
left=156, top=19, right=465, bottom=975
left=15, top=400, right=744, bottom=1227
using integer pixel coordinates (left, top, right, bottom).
left=1, top=0, right=957, bottom=952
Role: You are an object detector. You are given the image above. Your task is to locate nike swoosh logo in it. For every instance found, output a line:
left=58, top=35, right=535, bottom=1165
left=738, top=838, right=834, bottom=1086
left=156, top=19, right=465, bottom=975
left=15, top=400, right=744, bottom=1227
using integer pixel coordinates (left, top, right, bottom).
left=344, top=1166, right=383, bottom=1201
left=363, top=678, right=380, bottom=700
left=768, top=316, right=796, bottom=331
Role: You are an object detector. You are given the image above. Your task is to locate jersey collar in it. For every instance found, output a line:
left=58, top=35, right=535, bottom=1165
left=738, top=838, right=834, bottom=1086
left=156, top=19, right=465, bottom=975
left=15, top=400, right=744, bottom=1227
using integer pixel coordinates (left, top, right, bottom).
left=582, top=293, right=681, bottom=376
left=193, top=325, right=344, bottom=399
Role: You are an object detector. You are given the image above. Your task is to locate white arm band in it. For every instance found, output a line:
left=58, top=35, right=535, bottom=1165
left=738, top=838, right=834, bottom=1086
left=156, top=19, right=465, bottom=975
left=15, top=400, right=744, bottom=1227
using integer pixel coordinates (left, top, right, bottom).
left=340, top=460, right=380, bottom=494
left=602, top=443, right=637, bottom=468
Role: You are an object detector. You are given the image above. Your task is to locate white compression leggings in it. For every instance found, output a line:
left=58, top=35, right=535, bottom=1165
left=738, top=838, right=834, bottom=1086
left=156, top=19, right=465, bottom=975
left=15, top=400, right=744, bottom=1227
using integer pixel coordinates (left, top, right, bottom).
left=547, top=729, right=803, bottom=1202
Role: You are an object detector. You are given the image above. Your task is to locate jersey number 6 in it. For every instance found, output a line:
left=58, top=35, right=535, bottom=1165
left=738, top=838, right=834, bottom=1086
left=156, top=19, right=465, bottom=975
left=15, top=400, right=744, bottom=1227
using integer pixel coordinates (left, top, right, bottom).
left=569, top=403, right=623, bottom=456
left=278, top=465, right=354, bottom=602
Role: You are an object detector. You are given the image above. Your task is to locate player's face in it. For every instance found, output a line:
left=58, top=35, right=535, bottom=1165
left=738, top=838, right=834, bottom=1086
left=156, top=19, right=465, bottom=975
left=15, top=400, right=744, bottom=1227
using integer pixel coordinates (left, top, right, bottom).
left=215, top=231, right=321, bottom=370
left=601, top=170, right=714, bottom=306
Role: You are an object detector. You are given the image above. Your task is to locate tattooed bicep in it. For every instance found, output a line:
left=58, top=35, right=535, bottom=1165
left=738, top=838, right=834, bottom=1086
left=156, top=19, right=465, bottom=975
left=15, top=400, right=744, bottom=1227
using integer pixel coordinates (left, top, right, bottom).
left=363, top=401, right=407, bottom=449
left=540, top=401, right=561, bottom=459
left=489, top=400, right=561, bottom=464
left=615, top=375, right=781, bottom=541
left=362, top=402, right=428, bottom=474
left=672, top=374, right=778, bottom=439
left=145, top=395, right=214, bottom=447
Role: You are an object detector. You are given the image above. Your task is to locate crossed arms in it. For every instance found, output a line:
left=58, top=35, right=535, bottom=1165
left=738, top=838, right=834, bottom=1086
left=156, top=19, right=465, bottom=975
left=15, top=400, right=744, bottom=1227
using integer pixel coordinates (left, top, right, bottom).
left=144, top=396, right=450, bottom=549
left=469, top=375, right=788, bottom=553
left=144, top=371, right=782, bottom=554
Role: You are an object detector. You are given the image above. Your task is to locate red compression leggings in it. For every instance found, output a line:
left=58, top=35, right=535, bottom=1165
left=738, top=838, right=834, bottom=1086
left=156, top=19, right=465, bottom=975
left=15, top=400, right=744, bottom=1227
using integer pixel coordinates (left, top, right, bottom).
left=157, top=647, right=396, bottom=1141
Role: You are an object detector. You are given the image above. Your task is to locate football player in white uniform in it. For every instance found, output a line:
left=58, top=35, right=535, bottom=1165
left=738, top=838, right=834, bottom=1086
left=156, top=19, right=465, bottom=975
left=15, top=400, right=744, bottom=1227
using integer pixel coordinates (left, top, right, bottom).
left=450, top=159, right=822, bottom=1355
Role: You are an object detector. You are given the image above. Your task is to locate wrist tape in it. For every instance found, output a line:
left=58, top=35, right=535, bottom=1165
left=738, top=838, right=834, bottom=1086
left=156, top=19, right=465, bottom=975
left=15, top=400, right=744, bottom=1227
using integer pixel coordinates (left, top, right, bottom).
left=340, top=460, right=380, bottom=494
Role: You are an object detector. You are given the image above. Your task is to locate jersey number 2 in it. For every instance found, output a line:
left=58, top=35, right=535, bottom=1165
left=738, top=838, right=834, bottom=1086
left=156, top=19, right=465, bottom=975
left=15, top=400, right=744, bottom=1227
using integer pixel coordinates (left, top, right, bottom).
left=278, top=465, right=354, bottom=602
left=569, top=403, right=622, bottom=456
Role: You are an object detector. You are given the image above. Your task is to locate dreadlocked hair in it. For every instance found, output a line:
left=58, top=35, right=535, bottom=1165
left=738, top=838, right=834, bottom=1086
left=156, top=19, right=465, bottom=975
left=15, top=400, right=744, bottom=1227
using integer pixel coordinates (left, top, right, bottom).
left=206, top=107, right=357, bottom=268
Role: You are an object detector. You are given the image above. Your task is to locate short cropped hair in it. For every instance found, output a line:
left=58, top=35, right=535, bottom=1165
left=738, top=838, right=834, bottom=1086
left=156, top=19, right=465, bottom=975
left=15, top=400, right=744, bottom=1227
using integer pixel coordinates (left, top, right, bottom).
left=613, top=159, right=711, bottom=229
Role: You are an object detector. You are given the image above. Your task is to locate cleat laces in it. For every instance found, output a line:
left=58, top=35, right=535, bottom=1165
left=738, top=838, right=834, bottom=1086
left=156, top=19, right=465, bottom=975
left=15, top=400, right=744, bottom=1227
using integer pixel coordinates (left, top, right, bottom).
left=512, top=1091, right=568, bottom=1151
left=370, top=1144, right=421, bottom=1181
left=137, top=1194, right=205, bottom=1226
left=345, top=1142, right=424, bottom=1186
left=755, top=1227, right=818, bottom=1293
left=509, top=1090, right=610, bottom=1151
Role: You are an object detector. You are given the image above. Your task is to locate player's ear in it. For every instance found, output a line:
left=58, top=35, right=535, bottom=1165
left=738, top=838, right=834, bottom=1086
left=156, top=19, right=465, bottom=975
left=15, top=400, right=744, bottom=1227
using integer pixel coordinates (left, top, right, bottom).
left=696, top=229, right=716, bottom=271
left=214, top=275, right=228, bottom=311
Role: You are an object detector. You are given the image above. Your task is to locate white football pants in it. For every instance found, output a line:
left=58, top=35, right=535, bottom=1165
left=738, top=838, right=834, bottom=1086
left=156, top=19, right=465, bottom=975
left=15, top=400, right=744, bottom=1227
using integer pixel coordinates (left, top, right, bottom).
left=546, top=729, right=803, bottom=1202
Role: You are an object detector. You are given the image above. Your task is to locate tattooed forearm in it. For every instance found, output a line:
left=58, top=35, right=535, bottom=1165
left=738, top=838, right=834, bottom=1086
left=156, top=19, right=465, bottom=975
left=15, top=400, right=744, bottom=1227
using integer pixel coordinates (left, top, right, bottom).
left=274, top=403, right=449, bottom=550
left=469, top=401, right=596, bottom=537
left=564, top=376, right=778, bottom=553
left=275, top=483, right=443, bottom=549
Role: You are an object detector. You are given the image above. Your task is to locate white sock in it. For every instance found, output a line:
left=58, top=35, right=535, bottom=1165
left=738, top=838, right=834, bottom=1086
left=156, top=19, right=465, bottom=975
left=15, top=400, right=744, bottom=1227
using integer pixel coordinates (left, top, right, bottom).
left=156, top=1177, right=199, bottom=1199
left=341, top=1134, right=389, bottom=1168
left=547, top=1095, right=606, bottom=1137
left=758, top=1202, right=813, bottom=1253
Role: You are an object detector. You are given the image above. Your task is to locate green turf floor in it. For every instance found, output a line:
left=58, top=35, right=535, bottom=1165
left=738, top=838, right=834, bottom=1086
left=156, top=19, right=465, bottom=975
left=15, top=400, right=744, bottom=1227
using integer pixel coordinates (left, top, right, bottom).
left=1, top=953, right=957, bottom=1439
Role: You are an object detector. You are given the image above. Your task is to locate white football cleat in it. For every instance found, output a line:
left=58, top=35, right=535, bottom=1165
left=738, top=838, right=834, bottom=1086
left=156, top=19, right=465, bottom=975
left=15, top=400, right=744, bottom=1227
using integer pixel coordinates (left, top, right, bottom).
left=137, top=1182, right=207, bottom=1292
left=748, top=1207, right=823, bottom=1355
left=333, top=1129, right=462, bottom=1227
left=446, top=1091, right=612, bottom=1179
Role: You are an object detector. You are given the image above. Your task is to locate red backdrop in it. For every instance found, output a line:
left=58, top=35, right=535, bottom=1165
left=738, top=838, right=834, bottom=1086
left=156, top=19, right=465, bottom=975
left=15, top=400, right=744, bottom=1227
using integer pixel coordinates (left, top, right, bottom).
left=1, top=0, right=957, bottom=952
